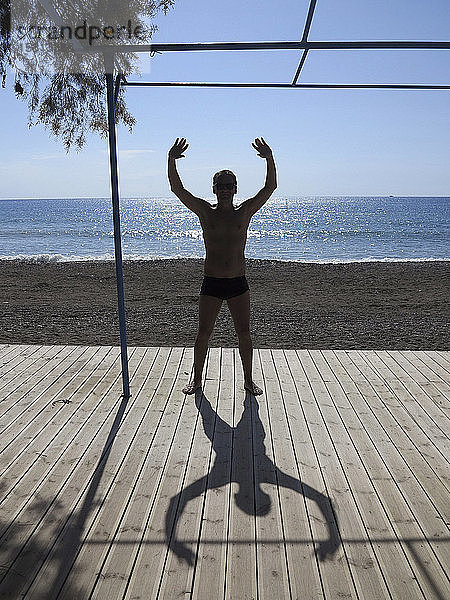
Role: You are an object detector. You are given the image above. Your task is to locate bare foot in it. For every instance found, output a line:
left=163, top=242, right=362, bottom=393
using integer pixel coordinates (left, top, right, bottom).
left=182, top=380, right=202, bottom=395
left=244, top=380, right=263, bottom=396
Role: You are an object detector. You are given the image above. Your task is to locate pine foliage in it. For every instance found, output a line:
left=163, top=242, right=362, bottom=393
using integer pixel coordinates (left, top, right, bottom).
left=0, top=0, right=174, bottom=151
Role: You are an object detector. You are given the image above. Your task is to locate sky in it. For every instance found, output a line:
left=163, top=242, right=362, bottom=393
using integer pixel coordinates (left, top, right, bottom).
left=1, top=0, right=449, bottom=199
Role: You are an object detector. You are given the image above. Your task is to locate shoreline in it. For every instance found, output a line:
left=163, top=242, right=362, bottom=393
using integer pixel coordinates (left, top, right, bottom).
left=0, top=259, right=448, bottom=349
left=0, top=255, right=448, bottom=265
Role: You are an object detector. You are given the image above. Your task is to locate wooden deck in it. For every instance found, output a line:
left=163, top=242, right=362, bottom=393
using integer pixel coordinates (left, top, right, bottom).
left=0, top=345, right=448, bottom=600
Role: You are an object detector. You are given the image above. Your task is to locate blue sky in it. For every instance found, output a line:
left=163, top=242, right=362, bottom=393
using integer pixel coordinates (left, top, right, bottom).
left=1, top=0, right=449, bottom=198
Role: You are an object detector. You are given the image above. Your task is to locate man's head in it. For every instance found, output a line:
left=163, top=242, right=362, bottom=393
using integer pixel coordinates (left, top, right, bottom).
left=212, top=170, right=237, bottom=200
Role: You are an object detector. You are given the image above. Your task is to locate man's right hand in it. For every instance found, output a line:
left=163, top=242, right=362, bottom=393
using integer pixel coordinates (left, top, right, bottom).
left=169, top=137, right=189, bottom=159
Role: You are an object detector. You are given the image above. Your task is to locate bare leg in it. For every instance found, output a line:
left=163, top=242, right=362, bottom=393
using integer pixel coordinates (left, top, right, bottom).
left=227, top=291, right=263, bottom=395
left=183, top=294, right=223, bottom=394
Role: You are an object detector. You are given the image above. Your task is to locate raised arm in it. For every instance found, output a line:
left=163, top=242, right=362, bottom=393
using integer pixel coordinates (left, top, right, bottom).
left=168, top=138, right=209, bottom=217
left=241, top=137, right=277, bottom=217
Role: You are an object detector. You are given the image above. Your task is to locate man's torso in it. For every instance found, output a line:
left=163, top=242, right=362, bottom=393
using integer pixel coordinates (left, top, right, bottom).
left=199, top=204, right=250, bottom=278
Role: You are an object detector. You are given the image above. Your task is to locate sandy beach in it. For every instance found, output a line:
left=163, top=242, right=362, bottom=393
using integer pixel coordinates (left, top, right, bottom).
left=0, top=259, right=448, bottom=349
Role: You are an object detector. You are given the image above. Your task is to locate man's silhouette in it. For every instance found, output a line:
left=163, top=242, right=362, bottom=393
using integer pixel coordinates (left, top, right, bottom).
left=168, top=137, right=277, bottom=395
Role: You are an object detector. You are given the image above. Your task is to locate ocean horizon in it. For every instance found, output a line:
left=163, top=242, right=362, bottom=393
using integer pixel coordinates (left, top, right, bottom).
left=0, top=196, right=448, bottom=264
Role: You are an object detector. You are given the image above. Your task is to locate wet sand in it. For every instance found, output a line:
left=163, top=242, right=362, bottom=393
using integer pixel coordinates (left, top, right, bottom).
left=0, top=259, right=448, bottom=349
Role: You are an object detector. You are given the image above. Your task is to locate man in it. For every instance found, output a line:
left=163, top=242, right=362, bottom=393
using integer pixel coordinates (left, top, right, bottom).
left=168, top=137, right=277, bottom=395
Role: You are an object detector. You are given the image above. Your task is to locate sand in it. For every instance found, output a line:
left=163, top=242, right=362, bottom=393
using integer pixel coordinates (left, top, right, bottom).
left=0, top=259, right=448, bottom=349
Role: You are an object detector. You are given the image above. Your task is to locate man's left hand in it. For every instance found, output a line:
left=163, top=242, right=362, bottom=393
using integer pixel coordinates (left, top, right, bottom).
left=252, top=137, right=273, bottom=159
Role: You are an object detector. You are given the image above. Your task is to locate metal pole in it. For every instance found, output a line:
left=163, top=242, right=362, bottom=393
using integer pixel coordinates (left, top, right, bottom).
left=292, top=0, right=318, bottom=84
left=122, top=81, right=450, bottom=89
left=104, top=52, right=130, bottom=399
left=81, top=40, right=450, bottom=54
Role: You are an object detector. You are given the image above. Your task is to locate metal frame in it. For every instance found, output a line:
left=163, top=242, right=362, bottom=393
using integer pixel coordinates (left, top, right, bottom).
left=100, top=1, right=449, bottom=398
left=110, top=39, right=450, bottom=90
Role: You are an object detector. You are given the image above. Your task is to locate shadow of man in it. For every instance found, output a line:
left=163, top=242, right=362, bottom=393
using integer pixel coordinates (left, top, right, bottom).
left=166, top=390, right=340, bottom=566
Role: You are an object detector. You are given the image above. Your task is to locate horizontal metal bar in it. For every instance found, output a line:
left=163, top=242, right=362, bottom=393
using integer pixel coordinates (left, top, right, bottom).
left=122, top=81, right=450, bottom=89
left=84, top=40, right=450, bottom=54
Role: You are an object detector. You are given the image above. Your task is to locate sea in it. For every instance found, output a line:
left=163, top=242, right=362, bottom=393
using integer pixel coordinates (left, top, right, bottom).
left=0, top=196, right=448, bottom=263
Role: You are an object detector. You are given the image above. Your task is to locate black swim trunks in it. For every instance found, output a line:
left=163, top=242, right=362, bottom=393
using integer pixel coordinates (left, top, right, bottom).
left=200, top=275, right=249, bottom=300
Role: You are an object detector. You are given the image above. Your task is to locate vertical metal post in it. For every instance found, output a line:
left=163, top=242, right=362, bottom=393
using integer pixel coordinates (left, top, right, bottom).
left=104, top=52, right=130, bottom=399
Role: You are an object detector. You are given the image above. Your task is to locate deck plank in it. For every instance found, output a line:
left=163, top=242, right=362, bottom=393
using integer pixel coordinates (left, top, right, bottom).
left=402, top=351, right=450, bottom=410
left=253, top=349, right=291, bottom=599
left=302, top=349, right=410, bottom=599
left=0, top=347, right=145, bottom=599
left=0, top=345, right=85, bottom=438
left=361, top=351, right=449, bottom=459
left=0, top=345, right=69, bottom=417
left=422, top=351, right=450, bottom=376
left=343, top=353, right=450, bottom=573
left=382, top=351, right=449, bottom=421
left=87, top=348, right=192, bottom=599
left=263, top=349, right=324, bottom=600
left=19, top=346, right=152, bottom=599
left=0, top=347, right=104, bottom=469
left=156, top=347, right=222, bottom=599
left=407, top=351, right=450, bottom=384
left=0, top=344, right=38, bottom=366
left=53, top=347, right=183, bottom=599
left=223, top=348, right=258, bottom=600
left=0, top=346, right=116, bottom=529
left=0, top=344, right=51, bottom=401
left=192, top=347, right=234, bottom=600
left=322, top=350, right=449, bottom=600
left=122, top=347, right=211, bottom=599
left=391, top=351, right=450, bottom=416
left=0, top=344, right=18, bottom=360
left=293, top=349, right=360, bottom=600
left=0, top=346, right=448, bottom=600
left=341, top=351, right=449, bottom=492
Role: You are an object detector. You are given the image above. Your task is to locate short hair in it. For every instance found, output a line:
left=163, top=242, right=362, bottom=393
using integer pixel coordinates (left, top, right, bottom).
left=213, top=170, right=237, bottom=185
